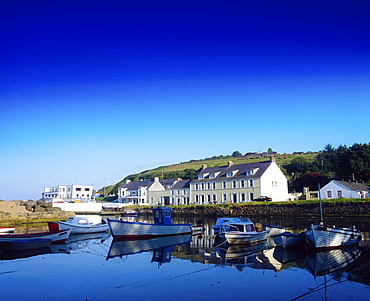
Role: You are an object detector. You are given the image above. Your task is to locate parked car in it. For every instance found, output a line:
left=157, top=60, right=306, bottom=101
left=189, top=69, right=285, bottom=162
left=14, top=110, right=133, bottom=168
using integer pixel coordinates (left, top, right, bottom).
left=252, top=196, right=272, bottom=202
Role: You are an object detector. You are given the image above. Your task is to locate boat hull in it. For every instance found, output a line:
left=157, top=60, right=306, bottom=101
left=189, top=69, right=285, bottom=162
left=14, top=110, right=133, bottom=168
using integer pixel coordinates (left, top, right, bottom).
left=0, top=228, right=71, bottom=244
left=0, top=227, right=15, bottom=233
left=108, top=219, right=192, bottom=239
left=58, top=221, right=109, bottom=234
left=263, top=225, right=285, bottom=237
left=1, top=239, right=52, bottom=251
left=305, top=224, right=362, bottom=250
left=273, top=232, right=305, bottom=248
left=225, top=231, right=269, bottom=245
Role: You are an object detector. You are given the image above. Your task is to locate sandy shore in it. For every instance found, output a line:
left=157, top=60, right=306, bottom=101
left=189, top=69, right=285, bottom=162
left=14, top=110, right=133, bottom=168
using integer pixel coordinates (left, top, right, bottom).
left=0, top=201, right=29, bottom=214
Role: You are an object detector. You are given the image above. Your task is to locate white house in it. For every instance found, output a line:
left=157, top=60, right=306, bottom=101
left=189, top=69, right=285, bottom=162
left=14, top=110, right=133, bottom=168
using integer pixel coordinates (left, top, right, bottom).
left=190, top=157, right=288, bottom=204
left=319, top=180, right=370, bottom=199
left=42, top=184, right=94, bottom=203
left=117, top=178, right=181, bottom=205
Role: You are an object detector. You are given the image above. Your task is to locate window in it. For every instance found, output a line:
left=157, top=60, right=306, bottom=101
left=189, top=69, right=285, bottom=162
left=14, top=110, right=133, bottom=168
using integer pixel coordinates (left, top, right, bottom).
left=222, top=181, right=226, bottom=189
left=272, top=181, right=277, bottom=187
left=201, top=183, right=205, bottom=190
left=195, top=195, right=199, bottom=203
left=76, top=188, right=81, bottom=191
left=85, top=188, right=90, bottom=191
left=327, top=191, right=332, bottom=198
left=226, top=172, right=233, bottom=177
left=249, top=179, right=254, bottom=187
left=207, top=182, right=210, bottom=190
left=207, top=195, right=211, bottom=203
left=241, top=180, right=245, bottom=188
left=183, top=189, right=186, bottom=195
left=222, top=194, right=227, bottom=202
left=241, top=193, right=246, bottom=202
left=337, top=190, right=342, bottom=197
left=249, top=192, right=254, bottom=201
left=232, top=180, right=237, bottom=188
left=177, top=190, right=180, bottom=195
left=212, top=182, right=216, bottom=189
left=195, top=183, right=199, bottom=190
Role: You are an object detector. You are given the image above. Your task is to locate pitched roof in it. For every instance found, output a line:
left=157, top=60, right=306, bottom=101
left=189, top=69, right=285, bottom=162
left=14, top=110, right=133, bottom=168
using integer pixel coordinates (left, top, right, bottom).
left=119, top=180, right=154, bottom=189
left=171, top=180, right=191, bottom=189
left=192, top=161, right=272, bottom=182
left=334, top=180, right=370, bottom=192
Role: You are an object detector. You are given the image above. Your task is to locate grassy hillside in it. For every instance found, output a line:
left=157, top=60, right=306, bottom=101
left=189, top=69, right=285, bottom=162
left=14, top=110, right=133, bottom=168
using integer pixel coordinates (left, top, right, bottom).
left=96, top=152, right=319, bottom=197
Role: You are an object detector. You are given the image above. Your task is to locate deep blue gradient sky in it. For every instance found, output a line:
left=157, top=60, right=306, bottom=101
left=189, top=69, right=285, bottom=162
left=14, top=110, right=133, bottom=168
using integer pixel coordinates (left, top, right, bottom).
left=1, top=0, right=369, bottom=200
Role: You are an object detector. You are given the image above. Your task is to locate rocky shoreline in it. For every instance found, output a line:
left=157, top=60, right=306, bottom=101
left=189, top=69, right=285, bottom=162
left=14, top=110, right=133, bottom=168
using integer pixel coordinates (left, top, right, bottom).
left=0, top=201, right=74, bottom=224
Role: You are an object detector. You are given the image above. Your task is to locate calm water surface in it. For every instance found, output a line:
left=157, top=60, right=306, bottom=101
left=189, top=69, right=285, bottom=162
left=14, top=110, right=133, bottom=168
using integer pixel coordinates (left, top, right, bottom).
left=1, top=215, right=369, bottom=301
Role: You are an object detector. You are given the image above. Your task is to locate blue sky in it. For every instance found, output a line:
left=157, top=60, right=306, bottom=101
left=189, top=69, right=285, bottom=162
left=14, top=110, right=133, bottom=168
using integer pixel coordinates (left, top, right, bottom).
left=1, top=0, right=369, bottom=200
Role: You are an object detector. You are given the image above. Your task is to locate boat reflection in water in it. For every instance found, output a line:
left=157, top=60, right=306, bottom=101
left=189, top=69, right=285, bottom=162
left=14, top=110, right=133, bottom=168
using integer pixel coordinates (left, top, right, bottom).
left=306, top=243, right=362, bottom=277
left=106, top=234, right=192, bottom=265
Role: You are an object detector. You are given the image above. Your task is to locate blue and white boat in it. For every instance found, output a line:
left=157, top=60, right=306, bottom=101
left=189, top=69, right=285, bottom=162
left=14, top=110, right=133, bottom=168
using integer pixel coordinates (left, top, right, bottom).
left=107, top=207, right=192, bottom=239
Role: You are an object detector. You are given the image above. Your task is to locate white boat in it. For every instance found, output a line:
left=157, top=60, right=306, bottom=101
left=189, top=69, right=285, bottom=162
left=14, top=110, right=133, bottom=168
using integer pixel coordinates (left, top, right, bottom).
left=0, top=227, right=15, bottom=233
left=263, top=224, right=285, bottom=237
left=273, top=232, right=306, bottom=249
left=212, top=217, right=252, bottom=233
left=107, top=207, right=192, bottom=239
left=220, top=220, right=269, bottom=245
left=304, top=184, right=362, bottom=250
left=304, top=223, right=362, bottom=250
left=58, top=216, right=109, bottom=234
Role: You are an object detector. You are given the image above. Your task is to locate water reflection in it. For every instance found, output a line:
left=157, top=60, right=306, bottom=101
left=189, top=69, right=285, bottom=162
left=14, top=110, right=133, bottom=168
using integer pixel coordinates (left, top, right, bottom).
left=107, top=234, right=192, bottom=266
left=1, top=215, right=369, bottom=301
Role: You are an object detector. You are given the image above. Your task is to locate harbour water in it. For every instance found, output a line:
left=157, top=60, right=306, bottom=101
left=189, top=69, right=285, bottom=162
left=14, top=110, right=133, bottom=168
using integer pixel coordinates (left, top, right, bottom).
left=1, top=215, right=369, bottom=301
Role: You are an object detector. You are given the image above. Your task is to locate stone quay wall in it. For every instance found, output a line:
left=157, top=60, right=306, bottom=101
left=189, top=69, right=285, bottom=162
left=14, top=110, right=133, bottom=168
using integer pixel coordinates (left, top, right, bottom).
left=136, top=201, right=370, bottom=218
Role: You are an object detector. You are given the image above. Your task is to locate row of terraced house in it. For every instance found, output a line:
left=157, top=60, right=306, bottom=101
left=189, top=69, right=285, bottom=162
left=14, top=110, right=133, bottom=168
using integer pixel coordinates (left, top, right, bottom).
left=116, top=157, right=290, bottom=206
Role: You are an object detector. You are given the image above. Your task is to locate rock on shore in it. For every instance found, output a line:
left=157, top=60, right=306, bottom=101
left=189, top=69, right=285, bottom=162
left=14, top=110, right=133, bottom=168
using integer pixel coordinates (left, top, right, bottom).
left=0, top=200, right=74, bottom=223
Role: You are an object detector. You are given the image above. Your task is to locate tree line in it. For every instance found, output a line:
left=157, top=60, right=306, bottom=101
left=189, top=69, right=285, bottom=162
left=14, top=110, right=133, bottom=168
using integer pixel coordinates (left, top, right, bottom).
left=285, top=143, right=370, bottom=191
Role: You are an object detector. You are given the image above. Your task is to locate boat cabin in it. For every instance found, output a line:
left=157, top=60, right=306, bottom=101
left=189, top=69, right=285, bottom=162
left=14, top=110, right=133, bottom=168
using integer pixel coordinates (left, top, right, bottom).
left=223, top=222, right=256, bottom=233
left=152, top=207, right=173, bottom=225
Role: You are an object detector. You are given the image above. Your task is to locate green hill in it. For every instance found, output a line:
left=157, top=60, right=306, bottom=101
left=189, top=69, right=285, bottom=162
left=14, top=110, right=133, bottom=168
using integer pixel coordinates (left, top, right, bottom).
left=96, top=151, right=319, bottom=198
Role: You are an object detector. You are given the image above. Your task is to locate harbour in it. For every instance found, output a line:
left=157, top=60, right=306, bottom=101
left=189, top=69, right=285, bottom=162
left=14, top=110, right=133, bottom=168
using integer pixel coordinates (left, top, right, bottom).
left=1, top=214, right=369, bottom=301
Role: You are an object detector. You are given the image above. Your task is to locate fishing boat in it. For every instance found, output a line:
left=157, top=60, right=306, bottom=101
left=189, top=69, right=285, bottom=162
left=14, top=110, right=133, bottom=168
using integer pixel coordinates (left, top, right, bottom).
left=304, top=184, right=362, bottom=249
left=0, top=222, right=71, bottom=244
left=304, top=223, right=361, bottom=250
left=220, top=220, right=269, bottom=245
left=58, top=216, right=109, bottom=234
left=273, top=231, right=306, bottom=249
left=120, top=210, right=138, bottom=217
left=263, top=224, right=285, bottom=237
left=107, top=207, right=192, bottom=239
left=212, top=217, right=252, bottom=234
left=0, top=227, right=15, bottom=233
left=191, top=220, right=205, bottom=232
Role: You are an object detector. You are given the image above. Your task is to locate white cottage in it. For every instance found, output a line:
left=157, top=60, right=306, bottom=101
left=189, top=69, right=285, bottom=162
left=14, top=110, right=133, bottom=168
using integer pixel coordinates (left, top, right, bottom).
left=319, top=180, right=370, bottom=199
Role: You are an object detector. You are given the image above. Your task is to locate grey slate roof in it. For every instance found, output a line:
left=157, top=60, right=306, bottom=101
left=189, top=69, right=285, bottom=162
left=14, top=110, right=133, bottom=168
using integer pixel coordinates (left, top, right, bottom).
left=171, top=180, right=191, bottom=189
left=119, top=180, right=154, bottom=189
left=335, top=180, right=370, bottom=192
left=191, top=160, right=272, bottom=182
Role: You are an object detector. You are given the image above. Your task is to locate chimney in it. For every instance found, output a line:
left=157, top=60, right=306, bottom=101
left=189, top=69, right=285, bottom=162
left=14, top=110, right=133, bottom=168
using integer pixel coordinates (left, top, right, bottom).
left=228, top=161, right=233, bottom=167
left=154, top=177, right=159, bottom=182
left=202, top=164, right=207, bottom=170
left=126, top=180, right=131, bottom=184
left=270, top=156, right=276, bottom=163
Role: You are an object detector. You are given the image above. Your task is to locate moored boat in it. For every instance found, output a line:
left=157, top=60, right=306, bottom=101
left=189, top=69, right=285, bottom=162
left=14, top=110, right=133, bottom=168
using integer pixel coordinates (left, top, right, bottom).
left=212, top=217, right=252, bottom=234
left=263, top=224, right=285, bottom=237
left=220, top=220, right=269, bottom=245
left=107, top=207, right=192, bottom=239
left=273, top=231, right=306, bottom=249
left=0, top=227, right=15, bottom=233
left=304, top=223, right=362, bottom=250
left=0, top=223, right=71, bottom=244
left=58, top=216, right=109, bottom=234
